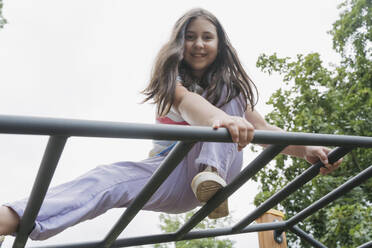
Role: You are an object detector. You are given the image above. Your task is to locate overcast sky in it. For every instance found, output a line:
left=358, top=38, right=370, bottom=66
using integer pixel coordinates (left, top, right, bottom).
left=0, top=0, right=342, bottom=247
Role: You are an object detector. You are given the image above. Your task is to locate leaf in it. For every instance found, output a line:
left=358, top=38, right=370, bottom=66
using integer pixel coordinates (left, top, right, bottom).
left=254, top=1, right=372, bottom=247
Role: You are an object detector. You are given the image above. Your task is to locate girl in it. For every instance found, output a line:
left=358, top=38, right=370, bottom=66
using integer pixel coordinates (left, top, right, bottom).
left=0, top=8, right=341, bottom=241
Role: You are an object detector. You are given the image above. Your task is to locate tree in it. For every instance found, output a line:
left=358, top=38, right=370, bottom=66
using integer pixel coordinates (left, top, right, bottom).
left=154, top=210, right=235, bottom=248
left=0, top=0, right=6, bottom=29
left=253, top=0, right=371, bottom=247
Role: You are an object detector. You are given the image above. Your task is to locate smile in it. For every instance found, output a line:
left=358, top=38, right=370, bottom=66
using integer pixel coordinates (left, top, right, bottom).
left=191, top=53, right=207, bottom=58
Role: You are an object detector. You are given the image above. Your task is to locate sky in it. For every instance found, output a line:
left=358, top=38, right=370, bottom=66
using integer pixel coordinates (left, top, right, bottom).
left=0, top=0, right=342, bottom=247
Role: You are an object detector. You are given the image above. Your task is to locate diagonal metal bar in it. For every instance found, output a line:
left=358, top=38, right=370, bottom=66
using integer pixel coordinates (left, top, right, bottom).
left=174, top=144, right=287, bottom=240
left=232, top=146, right=352, bottom=232
left=12, top=136, right=68, bottom=248
left=1, top=115, right=372, bottom=147
left=286, top=165, right=372, bottom=227
left=101, top=141, right=195, bottom=248
left=357, top=241, right=372, bottom=248
left=31, top=221, right=287, bottom=248
left=289, top=225, right=327, bottom=248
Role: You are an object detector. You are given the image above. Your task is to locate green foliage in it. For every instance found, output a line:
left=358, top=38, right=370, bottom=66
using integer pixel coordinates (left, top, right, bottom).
left=153, top=210, right=235, bottom=248
left=325, top=204, right=372, bottom=246
left=254, top=0, right=372, bottom=247
left=0, top=0, right=7, bottom=28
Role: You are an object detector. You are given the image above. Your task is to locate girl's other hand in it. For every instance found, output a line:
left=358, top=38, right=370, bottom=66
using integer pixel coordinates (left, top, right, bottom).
left=304, top=146, right=343, bottom=175
left=212, top=116, right=254, bottom=151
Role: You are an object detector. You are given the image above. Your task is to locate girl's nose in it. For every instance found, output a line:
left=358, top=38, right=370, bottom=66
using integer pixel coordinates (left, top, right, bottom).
left=193, top=37, right=204, bottom=49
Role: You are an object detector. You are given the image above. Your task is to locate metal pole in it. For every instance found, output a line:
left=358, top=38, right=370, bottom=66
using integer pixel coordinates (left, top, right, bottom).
left=357, top=241, right=372, bottom=248
left=232, top=147, right=352, bottom=232
left=12, top=136, right=68, bottom=248
left=101, top=141, right=195, bottom=248
left=1, top=115, right=372, bottom=147
left=31, top=221, right=287, bottom=248
left=174, top=144, right=287, bottom=240
left=289, top=225, right=327, bottom=248
left=286, top=165, right=372, bottom=227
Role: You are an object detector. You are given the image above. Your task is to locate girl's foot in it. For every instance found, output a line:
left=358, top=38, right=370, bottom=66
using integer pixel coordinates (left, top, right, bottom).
left=191, top=166, right=229, bottom=219
left=0, top=206, right=20, bottom=235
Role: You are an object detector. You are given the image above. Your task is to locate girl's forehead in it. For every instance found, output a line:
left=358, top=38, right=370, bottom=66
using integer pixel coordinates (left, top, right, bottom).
left=186, top=17, right=217, bottom=33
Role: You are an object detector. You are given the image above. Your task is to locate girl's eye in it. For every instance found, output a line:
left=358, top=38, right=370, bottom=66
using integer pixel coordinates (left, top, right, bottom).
left=185, top=35, right=194, bottom=40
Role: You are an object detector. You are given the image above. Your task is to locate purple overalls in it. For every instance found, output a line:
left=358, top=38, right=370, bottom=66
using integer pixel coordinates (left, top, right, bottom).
left=5, top=90, right=246, bottom=240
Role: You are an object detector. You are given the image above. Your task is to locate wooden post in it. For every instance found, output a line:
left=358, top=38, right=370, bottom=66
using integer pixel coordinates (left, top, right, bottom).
left=256, top=209, right=287, bottom=248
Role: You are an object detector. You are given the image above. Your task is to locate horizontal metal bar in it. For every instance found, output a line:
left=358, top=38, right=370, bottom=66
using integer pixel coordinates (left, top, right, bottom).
left=232, top=147, right=352, bottom=232
left=1, top=115, right=372, bottom=147
left=31, top=221, right=287, bottom=248
left=289, top=225, right=327, bottom=248
left=101, top=141, right=195, bottom=248
left=13, top=136, right=68, bottom=248
left=286, top=165, right=372, bottom=227
left=357, top=241, right=372, bottom=248
left=174, top=144, right=287, bottom=240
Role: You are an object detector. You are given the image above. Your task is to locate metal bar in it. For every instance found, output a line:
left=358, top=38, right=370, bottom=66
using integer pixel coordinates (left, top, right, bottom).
left=289, top=225, right=327, bottom=248
left=101, top=141, right=195, bottom=248
left=113, top=222, right=287, bottom=248
left=286, top=165, right=372, bottom=227
left=232, top=147, right=352, bottom=232
left=31, top=221, right=287, bottom=248
left=174, top=144, right=287, bottom=240
left=12, top=136, right=68, bottom=248
left=357, top=241, right=372, bottom=248
left=1, top=115, right=372, bottom=147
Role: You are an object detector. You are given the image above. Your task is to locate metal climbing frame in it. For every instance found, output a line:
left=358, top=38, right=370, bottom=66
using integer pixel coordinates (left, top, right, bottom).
left=0, top=114, right=371, bottom=248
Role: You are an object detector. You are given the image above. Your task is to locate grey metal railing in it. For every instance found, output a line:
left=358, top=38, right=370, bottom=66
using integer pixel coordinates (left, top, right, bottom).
left=0, top=114, right=371, bottom=248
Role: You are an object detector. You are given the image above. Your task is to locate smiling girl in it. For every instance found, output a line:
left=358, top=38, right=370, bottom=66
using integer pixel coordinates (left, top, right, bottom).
left=0, top=8, right=342, bottom=241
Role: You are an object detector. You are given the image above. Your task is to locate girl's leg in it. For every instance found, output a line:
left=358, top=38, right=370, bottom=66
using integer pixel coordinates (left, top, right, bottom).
left=2, top=155, right=195, bottom=240
left=194, top=141, right=242, bottom=181
left=191, top=94, right=246, bottom=182
left=188, top=96, right=246, bottom=218
left=0, top=206, right=19, bottom=235
left=188, top=141, right=243, bottom=219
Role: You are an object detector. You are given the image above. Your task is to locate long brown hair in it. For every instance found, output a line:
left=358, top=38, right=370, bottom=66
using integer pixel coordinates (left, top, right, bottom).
left=142, top=8, right=258, bottom=116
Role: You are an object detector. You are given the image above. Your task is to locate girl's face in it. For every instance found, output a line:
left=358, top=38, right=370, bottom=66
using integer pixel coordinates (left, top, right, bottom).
left=183, top=17, right=219, bottom=79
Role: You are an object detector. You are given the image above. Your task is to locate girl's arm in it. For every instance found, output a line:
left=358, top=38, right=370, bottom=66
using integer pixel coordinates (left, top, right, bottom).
left=244, top=108, right=342, bottom=175
left=173, top=83, right=254, bottom=151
